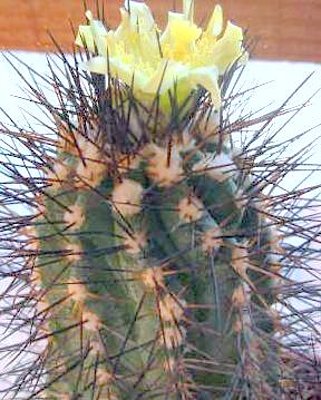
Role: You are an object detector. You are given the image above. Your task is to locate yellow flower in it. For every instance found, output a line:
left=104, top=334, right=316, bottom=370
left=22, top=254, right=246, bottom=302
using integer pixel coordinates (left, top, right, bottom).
left=76, top=0, right=246, bottom=111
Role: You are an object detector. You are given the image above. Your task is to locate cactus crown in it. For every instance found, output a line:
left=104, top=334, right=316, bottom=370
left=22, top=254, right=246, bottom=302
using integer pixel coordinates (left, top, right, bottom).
left=0, top=1, right=321, bottom=399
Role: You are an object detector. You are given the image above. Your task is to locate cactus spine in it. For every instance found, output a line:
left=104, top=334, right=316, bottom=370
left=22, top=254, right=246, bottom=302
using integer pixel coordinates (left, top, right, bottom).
left=1, top=1, right=321, bottom=399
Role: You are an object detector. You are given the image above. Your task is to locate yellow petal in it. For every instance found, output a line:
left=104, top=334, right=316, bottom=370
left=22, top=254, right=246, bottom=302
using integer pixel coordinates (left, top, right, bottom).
left=142, top=60, right=189, bottom=95
left=140, top=61, right=194, bottom=115
left=207, top=4, right=223, bottom=37
left=183, top=0, right=194, bottom=22
left=75, top=10, right=108, bottom=55
left=161, top=10, right=186, bottom=42
left=113, top=4, right=159, bottom=63
left=189, top=66, right=221, bottom=109
left=87, top=55, right=151, bottom=92
left=124, top=0, right=155, bottom=31
left=114, top=62, right=148, bottom=92
left=212, top=21, right=244, bottom=73
left=75, top=25, right=95, bottom=52
left=142, top=62, right=221, bottom=112
left=88, top=13, right=108, bottom=55
left=85, top=56, right=108, bottom=75
left=161, top=12, right=201, bottom=61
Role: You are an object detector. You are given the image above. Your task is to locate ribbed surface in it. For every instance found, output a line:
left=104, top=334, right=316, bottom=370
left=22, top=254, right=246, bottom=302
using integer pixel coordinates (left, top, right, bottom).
left=0, top=0, right=320, bottom=61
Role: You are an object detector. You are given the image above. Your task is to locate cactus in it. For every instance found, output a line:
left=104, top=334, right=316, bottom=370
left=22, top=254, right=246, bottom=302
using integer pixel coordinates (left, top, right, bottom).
left=1, top=0, right=321, bottom=399
left=281, top=349, right=321, bottom=399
